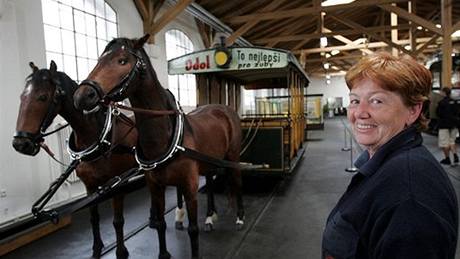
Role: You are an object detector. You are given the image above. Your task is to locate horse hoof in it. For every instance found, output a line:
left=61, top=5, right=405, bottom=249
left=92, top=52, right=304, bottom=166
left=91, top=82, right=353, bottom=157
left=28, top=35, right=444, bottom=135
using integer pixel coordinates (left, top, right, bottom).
left=204, top=223, right=214, bottom=232
left=116, top=247, right=129, bottom=259
left=175, top=221, right=184, bottom=230
left=92, top=247, right=103, bottom=258
left=236, top=223, right=244, bottom=231
left=158, top=251, right=171, bottom=259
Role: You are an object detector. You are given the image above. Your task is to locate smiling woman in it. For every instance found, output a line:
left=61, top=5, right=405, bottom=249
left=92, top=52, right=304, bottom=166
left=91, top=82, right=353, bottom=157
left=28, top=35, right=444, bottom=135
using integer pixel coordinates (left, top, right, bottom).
left=322, top=52, right=458, bottom=259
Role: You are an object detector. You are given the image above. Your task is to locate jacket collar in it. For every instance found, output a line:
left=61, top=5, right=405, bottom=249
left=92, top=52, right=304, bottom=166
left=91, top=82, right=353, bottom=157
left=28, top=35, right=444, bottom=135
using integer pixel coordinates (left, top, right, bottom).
left=354, top=126, right=422, bottom=177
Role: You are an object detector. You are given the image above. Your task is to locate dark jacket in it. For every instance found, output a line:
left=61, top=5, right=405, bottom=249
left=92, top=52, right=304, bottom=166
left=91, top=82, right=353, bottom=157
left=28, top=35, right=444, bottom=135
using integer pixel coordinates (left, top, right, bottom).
left=436, top=96, right=459, bottom=129
left=322, top=126, right=458, bottom=259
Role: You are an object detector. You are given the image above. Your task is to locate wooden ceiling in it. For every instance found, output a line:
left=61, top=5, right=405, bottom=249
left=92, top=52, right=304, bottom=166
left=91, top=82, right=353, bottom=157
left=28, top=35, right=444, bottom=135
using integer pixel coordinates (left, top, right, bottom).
left=134, top=0, right=460, bottom=76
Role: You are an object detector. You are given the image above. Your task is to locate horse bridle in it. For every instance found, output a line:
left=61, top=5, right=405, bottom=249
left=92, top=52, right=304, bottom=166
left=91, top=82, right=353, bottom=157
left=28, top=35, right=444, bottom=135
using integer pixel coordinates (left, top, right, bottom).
left=79, top=46, right=146, bottom=105
left=14, top=76, right=67, bottom=144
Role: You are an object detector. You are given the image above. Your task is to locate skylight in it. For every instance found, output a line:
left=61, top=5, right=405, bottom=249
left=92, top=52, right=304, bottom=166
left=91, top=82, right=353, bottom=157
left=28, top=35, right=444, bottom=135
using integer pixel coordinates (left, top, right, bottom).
left=321, top=0, right=356, bottom=7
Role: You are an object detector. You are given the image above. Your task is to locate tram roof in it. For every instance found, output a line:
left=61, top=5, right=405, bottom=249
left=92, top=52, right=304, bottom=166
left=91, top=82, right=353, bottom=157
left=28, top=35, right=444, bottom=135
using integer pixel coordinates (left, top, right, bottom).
left=167, top=46, right=310, bottom=85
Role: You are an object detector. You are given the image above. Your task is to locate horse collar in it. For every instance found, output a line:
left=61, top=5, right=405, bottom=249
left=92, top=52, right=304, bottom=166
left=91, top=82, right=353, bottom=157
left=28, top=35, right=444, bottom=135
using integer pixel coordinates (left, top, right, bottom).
left=66, top=106, right=114, bottom=161
left=134, top=98, right=185, bottom=171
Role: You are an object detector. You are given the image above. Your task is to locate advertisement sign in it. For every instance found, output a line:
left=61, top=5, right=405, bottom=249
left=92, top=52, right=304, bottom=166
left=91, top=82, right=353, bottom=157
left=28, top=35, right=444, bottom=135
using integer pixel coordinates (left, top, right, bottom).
left=168, top=48, right=289, bottom=75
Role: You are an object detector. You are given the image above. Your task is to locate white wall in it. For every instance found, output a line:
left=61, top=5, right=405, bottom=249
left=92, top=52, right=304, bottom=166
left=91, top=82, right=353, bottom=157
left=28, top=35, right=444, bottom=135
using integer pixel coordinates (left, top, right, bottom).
left=307, top=75, right=350, bottom=108
left=0, top=0, right=203, bottom=226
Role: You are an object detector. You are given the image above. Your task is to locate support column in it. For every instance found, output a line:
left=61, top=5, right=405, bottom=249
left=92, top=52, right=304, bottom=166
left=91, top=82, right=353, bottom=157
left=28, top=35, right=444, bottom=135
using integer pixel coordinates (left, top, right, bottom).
left=391, top=3, right=398, bottom=56
left=408, top=1, right=416, bottom=52
left=442, top=0, right=452, bottom=88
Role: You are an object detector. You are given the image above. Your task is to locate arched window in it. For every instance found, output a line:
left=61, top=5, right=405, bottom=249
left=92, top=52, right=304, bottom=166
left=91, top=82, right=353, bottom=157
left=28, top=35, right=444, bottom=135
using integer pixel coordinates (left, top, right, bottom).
left=165, top=29, right=196, bottom=108
left=41, top=0, right=118, bottom=82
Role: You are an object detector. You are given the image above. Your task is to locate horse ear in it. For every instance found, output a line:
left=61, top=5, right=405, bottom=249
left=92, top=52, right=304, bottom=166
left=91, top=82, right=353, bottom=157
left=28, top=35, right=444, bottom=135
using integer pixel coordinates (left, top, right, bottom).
left=49, top=60, right=57, bottom=74
left=134, top=34, right=150, bottom=49
left=29, top=62, right=39, bottom=73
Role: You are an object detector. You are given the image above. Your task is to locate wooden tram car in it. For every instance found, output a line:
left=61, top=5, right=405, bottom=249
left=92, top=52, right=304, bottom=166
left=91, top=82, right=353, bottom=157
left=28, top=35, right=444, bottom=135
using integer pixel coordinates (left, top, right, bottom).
left=168, top=46, right=310, bottom=175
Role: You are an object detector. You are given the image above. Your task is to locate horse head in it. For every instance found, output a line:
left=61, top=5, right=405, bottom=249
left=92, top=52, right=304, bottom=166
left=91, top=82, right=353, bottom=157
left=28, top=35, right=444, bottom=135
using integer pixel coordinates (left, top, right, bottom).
left=13, top=61, right=67, bottom=155
left=73, top=34, right=150, bottom=112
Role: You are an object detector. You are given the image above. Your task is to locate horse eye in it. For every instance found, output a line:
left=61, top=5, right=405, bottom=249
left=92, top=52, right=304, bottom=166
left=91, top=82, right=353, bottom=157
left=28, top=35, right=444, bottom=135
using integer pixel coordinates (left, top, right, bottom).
left=37, top=94, right=48, bottom=102
left=118, top=59, right=128, bottom=65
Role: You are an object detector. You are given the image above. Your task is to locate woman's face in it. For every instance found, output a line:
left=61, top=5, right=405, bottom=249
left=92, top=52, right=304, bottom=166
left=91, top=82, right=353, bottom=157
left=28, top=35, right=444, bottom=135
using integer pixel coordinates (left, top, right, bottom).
left=348, top=78, right=421, bottom=157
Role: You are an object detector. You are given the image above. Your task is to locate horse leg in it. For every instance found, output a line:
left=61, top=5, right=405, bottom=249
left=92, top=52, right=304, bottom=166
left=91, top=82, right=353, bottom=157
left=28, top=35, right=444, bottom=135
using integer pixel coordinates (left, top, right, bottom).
left=148, top=184, right=171, bottom=259
left=175, top=187, right=186, bottom=230
left=228, top=167, right=245, bottom=230
left=112, top=194, right=129, bottom=259
left=89, top=205, right=104, bottom=258
left=184, top=184, right=200, bottom=259
left=204, top=174, right=217, bottom=232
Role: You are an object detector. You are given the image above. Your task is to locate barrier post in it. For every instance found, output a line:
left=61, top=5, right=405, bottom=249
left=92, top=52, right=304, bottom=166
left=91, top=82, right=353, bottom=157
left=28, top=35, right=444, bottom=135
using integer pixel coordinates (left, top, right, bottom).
left=341, top=127, right=351, bottom=151
left=345, top=131, right=358, bottom=173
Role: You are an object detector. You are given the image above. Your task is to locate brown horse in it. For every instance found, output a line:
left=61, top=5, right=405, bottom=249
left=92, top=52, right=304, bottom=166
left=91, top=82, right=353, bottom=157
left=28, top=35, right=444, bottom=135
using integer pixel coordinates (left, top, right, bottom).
left=73, top=35, right=244, bottom=259
left=12, top=61, right=139, bottom=259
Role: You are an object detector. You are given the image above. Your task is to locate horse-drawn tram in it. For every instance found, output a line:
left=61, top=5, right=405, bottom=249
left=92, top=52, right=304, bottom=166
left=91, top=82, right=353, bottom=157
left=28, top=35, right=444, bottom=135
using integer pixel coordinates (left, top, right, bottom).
left=168, top=46, right=310, bottom=175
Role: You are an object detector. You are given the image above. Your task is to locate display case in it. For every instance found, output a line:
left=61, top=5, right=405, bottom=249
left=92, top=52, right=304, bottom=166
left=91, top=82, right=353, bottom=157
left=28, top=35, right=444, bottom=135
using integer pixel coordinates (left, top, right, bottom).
left=305, top=94, right=324, bottom=130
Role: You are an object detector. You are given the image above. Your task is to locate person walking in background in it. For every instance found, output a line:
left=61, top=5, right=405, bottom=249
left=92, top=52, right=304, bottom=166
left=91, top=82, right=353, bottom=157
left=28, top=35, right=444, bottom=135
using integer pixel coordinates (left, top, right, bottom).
left=322, top=52, right=458, bottom=259
left=436, top=86, right=459, bottom=165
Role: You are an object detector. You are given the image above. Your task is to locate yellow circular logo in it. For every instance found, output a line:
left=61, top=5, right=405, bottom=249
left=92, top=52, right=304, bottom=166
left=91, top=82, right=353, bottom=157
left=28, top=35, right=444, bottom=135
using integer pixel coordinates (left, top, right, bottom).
left=215, top=51, right=228, bottom=66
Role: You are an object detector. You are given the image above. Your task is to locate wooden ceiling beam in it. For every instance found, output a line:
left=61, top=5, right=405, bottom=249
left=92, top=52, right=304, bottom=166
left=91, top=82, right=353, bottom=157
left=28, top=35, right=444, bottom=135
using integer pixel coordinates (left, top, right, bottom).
left=133, top=0, right=149, bottom=21
left=378, top=4, right=442, bottom=35
left=195, top=18, right=212, bottom=48
left=252, top=24, right=412, bottom=44
left=247, top=1, right=311, bottom=39
left=148, top=0, right=193, bottom=37
left=224, top=0, right=409, bottom=24
left=221, top=1, right=262, bottom=20
left=296, top=37, right=433, bottom=54
left=209, top=0, right=237, bottom=17
left=329, top=13, right=412, bottom=55
left=323, top=27, right=374, bottom=55
left=226, top=0, right=287, bottom=46
left=304, top=54, right=364, bottom=63
left=453, top=21, right=460, bottom=32
left=413, top=35, right=441, bottom=55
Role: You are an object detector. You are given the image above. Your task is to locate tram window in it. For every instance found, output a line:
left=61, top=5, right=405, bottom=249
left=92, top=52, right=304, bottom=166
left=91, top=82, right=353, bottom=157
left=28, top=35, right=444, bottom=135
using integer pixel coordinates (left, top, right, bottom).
left=453, top=69, right=460, bottom=88
left=165, top=29, right=196, bottom=109
left=242, top=88, right=289, bottom=117
left=41, top=0, right=118, bottom=82
left=432, top=71, right=440, bottom=89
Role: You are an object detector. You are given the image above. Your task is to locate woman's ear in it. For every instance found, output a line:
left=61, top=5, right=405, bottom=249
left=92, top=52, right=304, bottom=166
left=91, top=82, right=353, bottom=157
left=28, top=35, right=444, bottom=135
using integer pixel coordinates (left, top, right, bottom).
left=407, top=102, right=423, bottom=125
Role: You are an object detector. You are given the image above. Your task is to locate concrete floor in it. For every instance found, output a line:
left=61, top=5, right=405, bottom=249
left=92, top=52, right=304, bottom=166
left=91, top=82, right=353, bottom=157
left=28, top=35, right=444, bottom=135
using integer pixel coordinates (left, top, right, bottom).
left=3, top=117, right=460, bottom=258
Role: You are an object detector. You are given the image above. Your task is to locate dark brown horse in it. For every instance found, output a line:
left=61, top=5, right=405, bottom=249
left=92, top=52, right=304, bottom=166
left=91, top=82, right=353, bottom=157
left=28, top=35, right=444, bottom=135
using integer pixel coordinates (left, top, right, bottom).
left=73, top=35, right=244, bottom=259
left=12, top=61, right=139, bottom=259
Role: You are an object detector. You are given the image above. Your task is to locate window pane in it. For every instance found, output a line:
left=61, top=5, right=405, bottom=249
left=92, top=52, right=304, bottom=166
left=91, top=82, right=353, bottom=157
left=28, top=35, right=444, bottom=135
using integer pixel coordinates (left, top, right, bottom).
left=97, top=39, right=107, bottom=56
left=88, top=59, right=97, bottom=72
left=165, top=29, right=195, bottom=106
left=107, top=21, right=117, bottom=40
left=86, top=37, right=98, bottom=59
left=75, top=33, right=87, bottom=57
left=60, top=0, right=72, bottom=6
left=77, top=57, right=88, bottom=81
left=42, top=0, right=60, bottom=26
left=63, top=54, right=77, bottom=80
left=72, top=0, right=84, bottom=10
left=85, top=13, right=96, bottom=37
left=74, top=10, right=86, bottom=34
left=96, top=17, right=107, bottom=39
left=44, top=25, right=62, bottom=53
left=84, top=0, right=95, bottom=14
left=61, top=29, right=75, bottom=55
left=59, top=4, right=74, bottom=30
left=95, top=0, right=105, bottom=17
left=46, top=52, right=63, bottom=70
left=105, top=3, right=116, bottom=22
